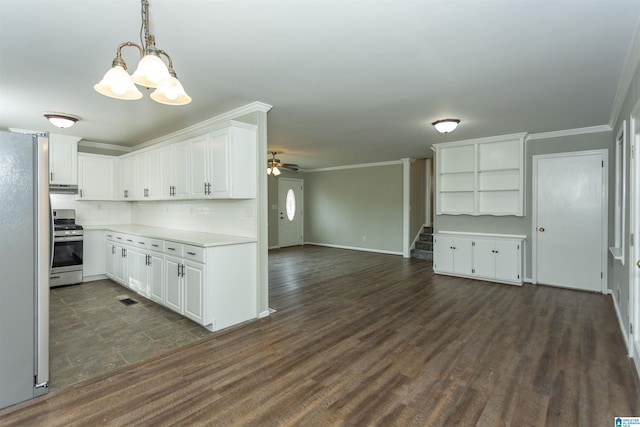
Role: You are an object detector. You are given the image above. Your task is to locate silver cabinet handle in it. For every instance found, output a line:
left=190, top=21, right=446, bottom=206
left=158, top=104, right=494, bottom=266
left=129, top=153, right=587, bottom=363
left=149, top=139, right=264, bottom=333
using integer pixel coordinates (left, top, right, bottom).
left=152, top=244, right=159, bottom=248
left=167, top=247, right=176, bottom=251
left=186, top=251, right=196, bottom=256
left=79, top=189, right=83, bottom=198
left=50, top=172, right=53, bottom=181
left=112, top=246, right=115, bottom=254
left=138, top=241, right=145, bottom=245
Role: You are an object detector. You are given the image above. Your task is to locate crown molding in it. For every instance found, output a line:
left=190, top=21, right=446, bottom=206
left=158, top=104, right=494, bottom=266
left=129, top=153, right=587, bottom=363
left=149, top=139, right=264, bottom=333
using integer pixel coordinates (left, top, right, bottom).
left=134, top=101, right=273, bottom=151
left=304, top=160, right=402, bottom=172
left=610, top=17, right=640, bottom=128
left=527, top=124, right=612, bottom=141
left=79, top=140, right=133, bottom=153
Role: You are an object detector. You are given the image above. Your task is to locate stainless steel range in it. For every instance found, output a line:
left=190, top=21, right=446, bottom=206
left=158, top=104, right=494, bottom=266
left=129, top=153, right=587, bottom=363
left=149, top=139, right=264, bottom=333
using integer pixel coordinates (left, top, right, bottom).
left=50, top=209, right=83, bottom=287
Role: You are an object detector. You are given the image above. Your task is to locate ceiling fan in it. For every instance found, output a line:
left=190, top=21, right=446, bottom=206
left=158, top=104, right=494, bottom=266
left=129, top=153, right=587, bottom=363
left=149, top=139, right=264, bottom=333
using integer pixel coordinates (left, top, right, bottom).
left=267, top=151, right=299, bottom=175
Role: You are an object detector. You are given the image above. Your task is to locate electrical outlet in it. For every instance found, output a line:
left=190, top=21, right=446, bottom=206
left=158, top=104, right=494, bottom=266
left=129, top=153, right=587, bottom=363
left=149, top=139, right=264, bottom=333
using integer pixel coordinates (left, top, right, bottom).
left=362, top=235, right=367, bottom=242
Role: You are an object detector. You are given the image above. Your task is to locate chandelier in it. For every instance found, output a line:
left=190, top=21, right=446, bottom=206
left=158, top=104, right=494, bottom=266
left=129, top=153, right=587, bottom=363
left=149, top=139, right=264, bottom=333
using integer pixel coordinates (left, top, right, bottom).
left=94, top=0, right=191, bottom=105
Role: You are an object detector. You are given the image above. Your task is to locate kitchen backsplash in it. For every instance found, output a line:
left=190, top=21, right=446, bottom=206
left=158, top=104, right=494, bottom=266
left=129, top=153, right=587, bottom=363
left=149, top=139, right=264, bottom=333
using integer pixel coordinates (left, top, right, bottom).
left=131, top=200, right=257, bottom=238
left=50, top=195, right=257, bottom=237
left=50, top=194, right=132, bottom=225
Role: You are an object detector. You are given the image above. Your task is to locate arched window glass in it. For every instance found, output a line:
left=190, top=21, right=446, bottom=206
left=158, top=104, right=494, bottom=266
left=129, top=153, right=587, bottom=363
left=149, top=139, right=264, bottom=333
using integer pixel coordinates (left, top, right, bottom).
left=286, top=189, right=296, bottom=221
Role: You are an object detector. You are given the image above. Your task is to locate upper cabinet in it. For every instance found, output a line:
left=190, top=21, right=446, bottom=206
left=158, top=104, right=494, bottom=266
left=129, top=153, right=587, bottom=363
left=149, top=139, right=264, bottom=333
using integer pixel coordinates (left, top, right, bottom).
left=49, top=133, right=81, bottom=188
left=188, top=121, right=257, bottom=199
left=110, top=121, right=257, bottom=202
left=434, top=133, right=526, bottom=216
left=77, top=154, right=116, bottom=200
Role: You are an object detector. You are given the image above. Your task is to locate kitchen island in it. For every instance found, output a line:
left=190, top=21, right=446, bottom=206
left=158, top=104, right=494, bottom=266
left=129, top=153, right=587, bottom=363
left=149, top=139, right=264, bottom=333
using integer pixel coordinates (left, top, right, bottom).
left=84, top=225, right=257, bottom=331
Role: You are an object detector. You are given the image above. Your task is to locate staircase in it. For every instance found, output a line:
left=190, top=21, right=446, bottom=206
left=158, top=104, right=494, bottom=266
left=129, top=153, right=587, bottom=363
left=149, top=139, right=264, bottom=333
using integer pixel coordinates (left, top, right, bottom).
left=411, top=226, right=433, bottom=261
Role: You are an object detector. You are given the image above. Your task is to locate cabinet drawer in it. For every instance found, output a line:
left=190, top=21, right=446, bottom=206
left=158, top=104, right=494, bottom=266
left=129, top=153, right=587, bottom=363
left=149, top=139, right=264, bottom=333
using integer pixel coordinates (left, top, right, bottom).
left=134, top=237, right=150, bottom=249
left=105, top=232, right=116, bottom=242
left=183, top=245, right=205, bottom=263
left=148, top=239, right=165, bottom=253
left=122, top=234, right=136, bottom=246
left=112, top=233, right=126, bottom=243
left=164, top=242, right=183, bottom=256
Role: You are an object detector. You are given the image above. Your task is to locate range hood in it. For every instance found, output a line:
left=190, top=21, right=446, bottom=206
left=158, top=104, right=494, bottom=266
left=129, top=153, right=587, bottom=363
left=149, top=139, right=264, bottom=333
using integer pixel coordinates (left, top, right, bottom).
left=49, top=184, right=78, bottom=194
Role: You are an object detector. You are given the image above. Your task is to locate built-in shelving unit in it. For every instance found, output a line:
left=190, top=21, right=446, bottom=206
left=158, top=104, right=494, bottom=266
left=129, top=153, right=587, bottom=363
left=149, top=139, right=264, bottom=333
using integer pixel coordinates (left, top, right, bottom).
left=434, top=133, right=526, bottom=216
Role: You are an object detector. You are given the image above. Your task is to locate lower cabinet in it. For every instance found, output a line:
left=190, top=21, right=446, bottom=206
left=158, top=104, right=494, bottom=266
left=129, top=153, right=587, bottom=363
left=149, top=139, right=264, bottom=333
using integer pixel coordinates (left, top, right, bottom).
left=434, top=232, right=524, bottom=285
left=105, top=232, right=256, bottom=331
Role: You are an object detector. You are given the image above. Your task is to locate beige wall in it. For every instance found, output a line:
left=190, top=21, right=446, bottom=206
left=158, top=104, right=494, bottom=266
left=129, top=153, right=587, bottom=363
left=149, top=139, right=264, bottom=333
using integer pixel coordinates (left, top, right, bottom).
left=410, top=159, right=426, bottom=242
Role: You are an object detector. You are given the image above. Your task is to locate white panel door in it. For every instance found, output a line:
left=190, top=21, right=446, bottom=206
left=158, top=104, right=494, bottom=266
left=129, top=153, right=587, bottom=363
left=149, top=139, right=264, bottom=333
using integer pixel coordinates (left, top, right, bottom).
left=452, top=238, right=473, bottom=276
left=494, top=240, right=520, bottom=282
left=278, top=178, right=304, bottom=247
left=433, top=236, right=454, bottom=273
left=534, top=151, right=605, bottom=292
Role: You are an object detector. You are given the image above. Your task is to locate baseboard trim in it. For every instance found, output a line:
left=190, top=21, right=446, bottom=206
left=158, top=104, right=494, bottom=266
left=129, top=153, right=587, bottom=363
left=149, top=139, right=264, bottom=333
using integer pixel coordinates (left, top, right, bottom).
left=304, top=242, right=402, bottom=256
left=607, top=289, right=631, bottom=356
left=83, top=274, right=108, bottom=283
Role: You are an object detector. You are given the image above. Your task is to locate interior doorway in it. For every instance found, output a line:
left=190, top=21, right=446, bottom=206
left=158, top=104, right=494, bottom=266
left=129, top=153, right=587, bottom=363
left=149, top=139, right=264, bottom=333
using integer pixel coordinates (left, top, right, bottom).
left=532, top=150, right=608, bottom=293
left=278, top=178, right=304, bottom=247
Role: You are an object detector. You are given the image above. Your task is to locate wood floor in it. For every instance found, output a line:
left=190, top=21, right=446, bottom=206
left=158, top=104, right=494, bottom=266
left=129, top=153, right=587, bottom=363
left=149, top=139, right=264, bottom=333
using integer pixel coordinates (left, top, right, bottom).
left=1, top=245, right=639, bottom=426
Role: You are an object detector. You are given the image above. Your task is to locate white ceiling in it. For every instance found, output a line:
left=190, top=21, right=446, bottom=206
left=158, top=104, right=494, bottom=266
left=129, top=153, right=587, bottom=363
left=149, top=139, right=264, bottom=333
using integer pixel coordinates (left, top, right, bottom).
left=2, top=1, right=640, bottom=169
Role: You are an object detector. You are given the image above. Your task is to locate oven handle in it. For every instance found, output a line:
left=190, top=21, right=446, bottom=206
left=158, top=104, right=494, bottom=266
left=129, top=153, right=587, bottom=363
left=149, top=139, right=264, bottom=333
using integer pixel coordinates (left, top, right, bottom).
left=54, top=236, right=84, bottom=243
left=49, top=195, right=54, bottom=270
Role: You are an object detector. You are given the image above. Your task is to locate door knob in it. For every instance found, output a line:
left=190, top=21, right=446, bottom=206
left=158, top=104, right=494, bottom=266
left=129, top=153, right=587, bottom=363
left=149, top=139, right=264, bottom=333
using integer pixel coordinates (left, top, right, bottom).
left=637, top=260, right=640, bottom=268
left=539, top=227, right=545, bottom=232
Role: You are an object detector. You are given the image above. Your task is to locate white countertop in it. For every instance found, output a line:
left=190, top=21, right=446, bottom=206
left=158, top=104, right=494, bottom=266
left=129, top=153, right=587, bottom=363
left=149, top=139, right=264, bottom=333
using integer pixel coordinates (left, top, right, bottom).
left=83, top=224, right=257, bottom=248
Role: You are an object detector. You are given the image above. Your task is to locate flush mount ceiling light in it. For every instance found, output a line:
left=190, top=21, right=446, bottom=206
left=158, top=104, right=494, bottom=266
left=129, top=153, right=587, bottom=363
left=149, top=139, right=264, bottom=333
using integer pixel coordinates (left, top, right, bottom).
left=94, top=0, right=191, bottom=105
left=432, top=119, right=460, bottom=134
left=44, top=113, right=79, bottom=129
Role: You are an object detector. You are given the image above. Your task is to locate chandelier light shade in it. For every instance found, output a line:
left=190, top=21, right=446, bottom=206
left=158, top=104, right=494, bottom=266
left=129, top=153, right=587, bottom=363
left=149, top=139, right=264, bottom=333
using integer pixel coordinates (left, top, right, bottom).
left=432, top=119, right=460, bottom=134
left=44, top=113, right=79, bottom=129
left=94, top=0, right=191, bottom=105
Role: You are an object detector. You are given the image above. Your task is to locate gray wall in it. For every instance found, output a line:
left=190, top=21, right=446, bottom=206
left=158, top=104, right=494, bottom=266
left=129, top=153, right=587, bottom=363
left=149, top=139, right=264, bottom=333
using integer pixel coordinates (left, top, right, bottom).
left=435, top=131, right=613, bottom=279
left=410, top=159, right=426, bottom=241
left=303, top=164, right=403, bottom=253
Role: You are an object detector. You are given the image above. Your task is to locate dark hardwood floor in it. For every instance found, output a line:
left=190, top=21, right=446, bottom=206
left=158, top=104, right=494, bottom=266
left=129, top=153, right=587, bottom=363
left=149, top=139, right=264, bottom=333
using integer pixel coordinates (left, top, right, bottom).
left=1, top=245, right=638, bottom=426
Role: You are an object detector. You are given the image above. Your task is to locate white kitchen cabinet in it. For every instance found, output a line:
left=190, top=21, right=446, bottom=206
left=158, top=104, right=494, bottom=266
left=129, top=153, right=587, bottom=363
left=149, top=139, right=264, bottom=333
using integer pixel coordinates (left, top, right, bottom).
left=136, top=150, right=162, bottom=200
left=104, top=229, right=256, bottom=331
left=189, top=121, right=257, bottom=199
left=105, top=242, right=116, bottom=280
left=434, top=133, right=525, bottom=216
left=77, top=154, right=116, bottom=200
left=118, top=156, right=137, bottom=200
left=473, top=239, right=522, bottom=283
left=433, top=235, right=473, bottom=276
left=160, top=141, right=190, bottom=199
left=434, top=232, right=524, bottom=286
left=49, top=133, right=80, bottom=187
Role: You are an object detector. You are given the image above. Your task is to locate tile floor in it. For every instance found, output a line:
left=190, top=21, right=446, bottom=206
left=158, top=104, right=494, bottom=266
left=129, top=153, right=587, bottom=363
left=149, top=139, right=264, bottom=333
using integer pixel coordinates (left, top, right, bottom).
left=49, top=279, right=215, bottom=391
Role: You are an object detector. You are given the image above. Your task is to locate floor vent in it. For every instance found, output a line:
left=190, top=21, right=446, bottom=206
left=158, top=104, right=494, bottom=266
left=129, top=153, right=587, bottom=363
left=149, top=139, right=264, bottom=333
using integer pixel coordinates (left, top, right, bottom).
left=119, top=297, right=138, bottom=306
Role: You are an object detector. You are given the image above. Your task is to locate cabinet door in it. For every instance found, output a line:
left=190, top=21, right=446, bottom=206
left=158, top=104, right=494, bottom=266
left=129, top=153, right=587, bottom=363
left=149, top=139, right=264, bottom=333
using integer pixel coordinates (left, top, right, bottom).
left=115, top=245, right=127, bottom=284
left=494, top=240, right=521, bottom=282
left=126, top=247, right=137, bottom=290
left=160, top=146, right=176, bottom=199
left=78, top=154, right=115, bottom=200
left=49, top=134, right=79, bottom=185
left=188, top=135, right=209, bottom=199
left=118, top=156, right=136, bottom=200
left=452, top=238, right=473, bottom=275
left=165, top=256, right=183, bottom=313
left=472, top=239, right=496, bottom=278
left=183, top=261, right=204, bottom=324
left=147, top=150, right=162, bottom=199
left=105, top=243, right=116, bottom=279
left=149, top=253, right=164, bottom=303
left=208, top=131, right=230, bottom=197
left=174, top=142, right=190, bottom=199
left=133, top=251, right=149, bottom=296
left=433, top=236, right=454, bottom=273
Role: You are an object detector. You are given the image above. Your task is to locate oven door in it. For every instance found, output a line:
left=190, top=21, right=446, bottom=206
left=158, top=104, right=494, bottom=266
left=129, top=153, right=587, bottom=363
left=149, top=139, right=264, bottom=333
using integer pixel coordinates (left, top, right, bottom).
left=51, top=237, right=83, bottom=273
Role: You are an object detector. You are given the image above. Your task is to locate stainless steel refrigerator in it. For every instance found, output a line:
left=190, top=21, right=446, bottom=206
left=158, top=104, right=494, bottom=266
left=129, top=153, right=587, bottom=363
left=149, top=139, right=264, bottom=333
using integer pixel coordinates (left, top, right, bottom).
left=0, top=130, right=50, bottom=409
